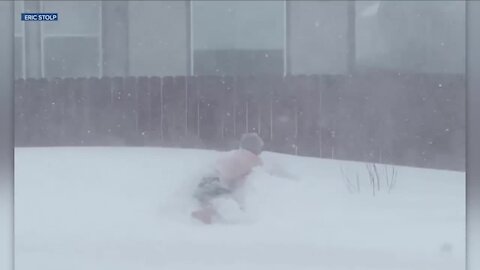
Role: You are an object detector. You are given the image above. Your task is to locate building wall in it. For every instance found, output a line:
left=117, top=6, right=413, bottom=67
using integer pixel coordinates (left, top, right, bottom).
left=14, top=1, right=466, bottom=79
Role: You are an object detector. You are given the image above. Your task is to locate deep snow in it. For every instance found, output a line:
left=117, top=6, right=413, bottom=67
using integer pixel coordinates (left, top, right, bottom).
left=0, top=180, right=13, bottom=270
left=14, top=147, right=465, bottom=270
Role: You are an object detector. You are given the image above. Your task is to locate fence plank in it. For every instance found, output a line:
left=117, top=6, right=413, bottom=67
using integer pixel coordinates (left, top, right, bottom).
left=14, top=79, right=27, bottom=146
left=136, top=76, right=151, bottom=146
left=186, top=76, right=200, bottom=147
left=27, top=79, right=49, bottom=146
left=162, top=76, right=188, bottom=147
left=318, top=75, right=343, bottom=159
left=149, top=76, right=163, bottom=144
left=220, top=76, right=236, bottom=149
left=48, top=78, right=68, bottom=145
left=234, top=77, right=248, bottom=140
left=123, top=76, right=139, bottom=145
left=271, top=76, right=297, bottom=155
left=85, top=77, right=109, bottom=145
left=256, top=76, right=276, bottom=151
left=197, top=76, right=225, bottom=149
left=293, top=75, right=321, bottom=158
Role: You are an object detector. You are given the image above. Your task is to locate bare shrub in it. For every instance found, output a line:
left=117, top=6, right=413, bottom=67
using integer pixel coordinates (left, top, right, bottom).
left=340, top=162, right=398, bottom=196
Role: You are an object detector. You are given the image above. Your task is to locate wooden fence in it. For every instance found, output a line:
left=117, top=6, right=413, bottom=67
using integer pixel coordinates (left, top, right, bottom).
left=14, top=72, right=465, bottom=171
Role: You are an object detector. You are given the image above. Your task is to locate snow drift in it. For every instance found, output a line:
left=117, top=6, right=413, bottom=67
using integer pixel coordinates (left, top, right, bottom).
left=14, top=147, right=465, bottom=270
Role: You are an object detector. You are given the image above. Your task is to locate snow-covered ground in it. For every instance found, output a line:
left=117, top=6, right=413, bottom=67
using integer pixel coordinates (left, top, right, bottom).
left=0, top=176, right=13, bottom=270
left=14, top=147, right=465, bottom=270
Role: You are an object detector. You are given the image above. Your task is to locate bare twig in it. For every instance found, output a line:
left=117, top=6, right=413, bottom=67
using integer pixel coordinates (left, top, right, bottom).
left=373, top=163, right=380, bottom=191
left=342, top=163, right=398, bottom=196
left=366, top=163, right=376, bottom=196
left=388, top=166, right=398, bottom=192
left=384, top=164, right=390, bottom=189
left=340, top=165, right=355, bottom=194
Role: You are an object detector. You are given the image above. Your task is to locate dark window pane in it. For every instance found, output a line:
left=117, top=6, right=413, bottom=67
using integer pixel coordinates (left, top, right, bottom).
left=129, top=1, right=188, bottom=76
left=289, top=1, right=349, bottom=75
left=192, top=1, right=284, bottom=76
left=44, top=37, right=99, bottom=78
left=42, top=1, right=100, bottom=36
left=357, top=1, right=465, bottom=73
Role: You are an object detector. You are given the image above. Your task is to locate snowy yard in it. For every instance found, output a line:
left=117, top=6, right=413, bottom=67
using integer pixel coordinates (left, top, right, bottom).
left=14, top=147, right=465, bottom=270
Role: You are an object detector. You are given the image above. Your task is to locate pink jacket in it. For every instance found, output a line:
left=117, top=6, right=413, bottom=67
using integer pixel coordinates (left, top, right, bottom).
left=214, top=149, right=263, bottom=189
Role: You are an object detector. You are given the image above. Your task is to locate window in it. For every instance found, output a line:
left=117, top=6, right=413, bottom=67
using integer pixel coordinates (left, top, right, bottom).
left=43, top=37, right=100, bottom=78
left=356, top=1, right=465, bottom=73
left=41, top=1, right=101, bottom=78
left=192, top=1, right=285, bottom=76
left=289, top=1, right=350, bottom=75
left=128, top=1, right=188, bottom=77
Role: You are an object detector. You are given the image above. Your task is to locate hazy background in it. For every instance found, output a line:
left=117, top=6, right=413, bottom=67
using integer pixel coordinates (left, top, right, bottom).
left=6, top=1, right=479, bottom=270
left=0, top=2, right=14, bottom=270
left=13, top=1, right=466, bottom=172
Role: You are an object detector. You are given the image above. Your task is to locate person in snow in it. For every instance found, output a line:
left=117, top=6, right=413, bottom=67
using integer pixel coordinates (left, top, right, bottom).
left=191, top=133, right=264, bottom=224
